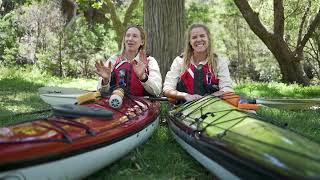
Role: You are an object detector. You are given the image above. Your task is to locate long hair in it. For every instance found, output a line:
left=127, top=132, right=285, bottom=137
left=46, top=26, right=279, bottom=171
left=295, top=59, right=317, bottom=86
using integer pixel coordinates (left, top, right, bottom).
left=182, top=23, right=218, bottom=75
left=120, top=24, right=147, bottom=54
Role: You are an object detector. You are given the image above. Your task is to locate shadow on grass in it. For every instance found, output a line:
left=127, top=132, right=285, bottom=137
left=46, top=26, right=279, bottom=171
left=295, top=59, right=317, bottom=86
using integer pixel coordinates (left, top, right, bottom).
left=0, top=77, right=44, bottom=92
left=0, top=77, right=50, bottom=126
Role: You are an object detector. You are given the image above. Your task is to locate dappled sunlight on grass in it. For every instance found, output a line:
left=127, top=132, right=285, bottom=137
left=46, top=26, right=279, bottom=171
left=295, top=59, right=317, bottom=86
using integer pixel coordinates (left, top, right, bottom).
left=0, top=66, right=97, bottom=126
left=50, top=78, right=97, bottom=91
left=235, top=82, right=320, bottom=98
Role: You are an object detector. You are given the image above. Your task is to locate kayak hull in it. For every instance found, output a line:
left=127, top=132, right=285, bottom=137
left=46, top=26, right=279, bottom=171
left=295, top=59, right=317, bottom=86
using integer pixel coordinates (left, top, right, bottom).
left=168, top=95, right=320, bottom=179
left=0, top=96, right=160, bottom=179
left=1, top=118, right=158, bottom=180
left=169, top=120, right=240, bottom=180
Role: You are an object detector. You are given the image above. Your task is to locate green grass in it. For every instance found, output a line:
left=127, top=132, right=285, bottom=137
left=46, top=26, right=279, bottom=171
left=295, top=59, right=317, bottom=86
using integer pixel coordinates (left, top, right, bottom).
left=1, top=66, right=320, bottom=179
left=0, top=65, right=96, bottom=125
left=235, top=82, right=320, bottom=98
left=87, top=124, right=212, bottom=180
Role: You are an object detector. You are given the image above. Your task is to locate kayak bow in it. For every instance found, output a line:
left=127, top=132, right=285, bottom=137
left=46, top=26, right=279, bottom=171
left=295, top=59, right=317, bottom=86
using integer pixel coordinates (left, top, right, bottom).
left=168, top=94, right=320, bottom=179
left=0, top=95, right=160, bottom=180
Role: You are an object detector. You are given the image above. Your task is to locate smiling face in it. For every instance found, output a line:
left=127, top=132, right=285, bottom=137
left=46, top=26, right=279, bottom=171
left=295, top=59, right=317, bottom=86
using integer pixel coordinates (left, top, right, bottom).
left=189, top=27, right=209, bottom=54
left=124, top=27, right=144, bottom=54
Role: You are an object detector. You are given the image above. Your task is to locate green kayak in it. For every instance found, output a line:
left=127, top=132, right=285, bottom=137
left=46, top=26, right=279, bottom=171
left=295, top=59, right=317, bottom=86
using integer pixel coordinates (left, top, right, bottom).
left=168, top=95, right=320, bottom=179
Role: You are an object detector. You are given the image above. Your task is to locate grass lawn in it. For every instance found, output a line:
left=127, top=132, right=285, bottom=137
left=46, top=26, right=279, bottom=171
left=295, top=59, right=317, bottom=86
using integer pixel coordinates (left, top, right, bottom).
left=1, top=66, right=320, bottom=179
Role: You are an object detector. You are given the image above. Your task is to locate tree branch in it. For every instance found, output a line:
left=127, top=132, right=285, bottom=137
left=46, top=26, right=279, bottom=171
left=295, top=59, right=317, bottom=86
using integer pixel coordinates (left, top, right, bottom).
left=123, top=0, right=140, bottom=27
left=296, top=0, right=311, bottom=52
left=103, top=0, right=123, bottom=33
left=295, top=8, right=320, bottom=56
left=103, top=0, right=124, bottom=47
left=233, top=0, right=273, bottom=44
left=273, top=0, right=284, bottom=37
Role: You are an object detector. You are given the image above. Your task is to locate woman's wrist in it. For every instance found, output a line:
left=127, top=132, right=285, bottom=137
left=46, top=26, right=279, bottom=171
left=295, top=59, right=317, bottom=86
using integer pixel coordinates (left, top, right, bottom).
left=164, top=90, right=187, bottom=100
left=139, top=73, right=148, bottom=82
left=102, top=78, right=109, bottom=85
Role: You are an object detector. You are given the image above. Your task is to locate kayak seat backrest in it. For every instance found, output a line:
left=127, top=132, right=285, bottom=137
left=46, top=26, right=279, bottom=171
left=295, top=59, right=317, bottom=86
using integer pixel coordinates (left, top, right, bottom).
left=52, top=104, right=113, bottom=119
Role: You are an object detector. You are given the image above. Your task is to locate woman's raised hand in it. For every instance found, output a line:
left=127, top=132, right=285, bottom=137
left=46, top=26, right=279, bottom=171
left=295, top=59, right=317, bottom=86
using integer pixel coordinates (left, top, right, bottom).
left=95, top=60, right=112, bottom=83
left=132, top=60, right=146, bottom=80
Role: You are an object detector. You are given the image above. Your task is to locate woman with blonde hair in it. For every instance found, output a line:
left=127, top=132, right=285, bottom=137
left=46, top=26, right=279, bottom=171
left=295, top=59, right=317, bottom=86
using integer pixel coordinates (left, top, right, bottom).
left=95, top=24, right=162, bottom=96
left=163, top=23, right=233, bottom=102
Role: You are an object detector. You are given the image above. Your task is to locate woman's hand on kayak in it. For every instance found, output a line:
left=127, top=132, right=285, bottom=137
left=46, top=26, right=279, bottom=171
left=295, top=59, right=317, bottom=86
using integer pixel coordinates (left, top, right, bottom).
left=95, top=60, right=112, bottom=84
left=184, top=94, right=203, bottom=102
left=212, top=91, right=225, bottom=97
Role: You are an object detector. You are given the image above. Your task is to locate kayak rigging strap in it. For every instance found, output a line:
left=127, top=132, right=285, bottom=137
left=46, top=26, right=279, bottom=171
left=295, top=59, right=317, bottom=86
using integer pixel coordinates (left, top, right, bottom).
left=48, top=117, right=96, bottom=135
left=173, top=96, right=320, bottom=162
left=125, top=93, right=150, bottom=110
left=43, top=118, right=74, bottom=143
left=181, top=97, right=219, bottom=117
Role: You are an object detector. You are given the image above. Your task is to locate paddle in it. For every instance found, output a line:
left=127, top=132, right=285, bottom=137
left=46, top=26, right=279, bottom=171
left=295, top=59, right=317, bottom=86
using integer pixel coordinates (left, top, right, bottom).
left=239, top=94, right=320, bottom=110
left=39, top=87, right=169, bottom=106
left=39, top=86, right=91, bottom=106
left=38, top=86, right=320, bottom=110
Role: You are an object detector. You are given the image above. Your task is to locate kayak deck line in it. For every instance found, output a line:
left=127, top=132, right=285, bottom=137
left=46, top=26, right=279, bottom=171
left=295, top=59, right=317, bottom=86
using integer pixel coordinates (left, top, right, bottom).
left=168, top=94, right=320, bottom=179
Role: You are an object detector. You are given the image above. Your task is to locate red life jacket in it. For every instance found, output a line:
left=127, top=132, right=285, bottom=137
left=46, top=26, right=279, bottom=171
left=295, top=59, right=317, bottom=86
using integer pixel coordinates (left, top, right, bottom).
left=177, top=63, right=219, bottom=95
left=110, top=53, right=149, bottom=96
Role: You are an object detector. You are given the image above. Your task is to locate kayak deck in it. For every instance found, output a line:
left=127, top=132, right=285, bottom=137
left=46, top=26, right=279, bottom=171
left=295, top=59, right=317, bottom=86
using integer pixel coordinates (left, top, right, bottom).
left=169, top=95, right=320, bottom=179
left=0, top=96, right=160, bottom=172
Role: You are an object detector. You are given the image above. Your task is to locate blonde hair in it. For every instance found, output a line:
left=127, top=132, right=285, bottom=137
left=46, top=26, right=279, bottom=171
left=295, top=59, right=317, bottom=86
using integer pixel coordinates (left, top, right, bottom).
left=120, top=24, right=146, bottom=54
left=182, top=23, right=218, bottom=75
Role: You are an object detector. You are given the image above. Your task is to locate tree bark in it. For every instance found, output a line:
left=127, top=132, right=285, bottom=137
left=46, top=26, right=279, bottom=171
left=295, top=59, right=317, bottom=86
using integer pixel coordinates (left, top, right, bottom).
left=233, top=0, right=320, bottom=85
left=144, top=0, right=185, bottom=80
left=104, top=0, right=140, bottom=50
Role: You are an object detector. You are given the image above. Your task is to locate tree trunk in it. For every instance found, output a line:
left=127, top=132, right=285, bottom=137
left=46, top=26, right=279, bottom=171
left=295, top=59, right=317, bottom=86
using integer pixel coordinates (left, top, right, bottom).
left=144, top=0, right=185, bottom=80
left=268, top=41, right=309, bottom=84
left=233, top=0, right=320, bottom=85
left=58, top=32, right=63, bottom=77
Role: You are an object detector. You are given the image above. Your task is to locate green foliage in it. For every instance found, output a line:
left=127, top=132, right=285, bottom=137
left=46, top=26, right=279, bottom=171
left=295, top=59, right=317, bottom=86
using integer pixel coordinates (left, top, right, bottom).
left=61, top=17, right=117, bottom=77
left=1, top=0, right=320, bottom=84
left=128, top=0, right=143, bottom=25
left=0, top=12, right=20, bottom=65
left=186, top=1, right=212, bottom=26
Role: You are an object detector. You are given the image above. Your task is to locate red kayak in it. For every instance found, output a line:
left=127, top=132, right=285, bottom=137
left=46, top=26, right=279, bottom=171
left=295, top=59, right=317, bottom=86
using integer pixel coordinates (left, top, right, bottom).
left=0, top=96, right=160, bottom=180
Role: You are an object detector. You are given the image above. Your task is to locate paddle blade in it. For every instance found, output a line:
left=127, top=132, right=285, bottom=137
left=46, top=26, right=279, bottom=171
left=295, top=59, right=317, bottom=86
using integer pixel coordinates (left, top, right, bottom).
left=38, top=86, right=89, bottom=106
left=40, top=93, right=83, bottom=106
left=38, top=86, right=87, bottom=95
